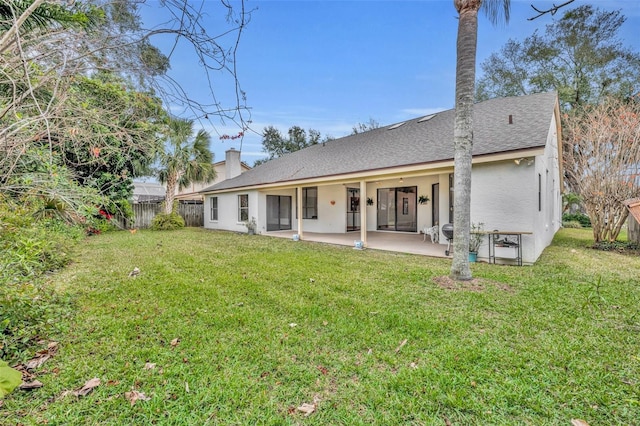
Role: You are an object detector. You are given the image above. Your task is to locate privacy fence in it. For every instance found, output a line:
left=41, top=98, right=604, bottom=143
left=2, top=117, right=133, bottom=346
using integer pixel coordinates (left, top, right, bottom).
left=116, top=201, right=204, bottom=229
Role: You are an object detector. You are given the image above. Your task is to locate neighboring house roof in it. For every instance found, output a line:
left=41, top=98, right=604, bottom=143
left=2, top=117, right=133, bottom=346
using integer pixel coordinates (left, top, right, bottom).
left=212, top=159, right=252, bottom=171
left=133, top=181, right=165, bottom=202
left=202, top=92, right=558, bottom=193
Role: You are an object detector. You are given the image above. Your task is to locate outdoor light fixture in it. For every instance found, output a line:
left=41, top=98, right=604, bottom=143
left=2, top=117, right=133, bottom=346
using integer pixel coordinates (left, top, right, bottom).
left=399, top=177, right=404, bottom=183
left=514, top=158, right=534, bottom=166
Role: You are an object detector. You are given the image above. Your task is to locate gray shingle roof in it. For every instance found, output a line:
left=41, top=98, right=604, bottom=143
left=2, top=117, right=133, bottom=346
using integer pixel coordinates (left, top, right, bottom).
left=203, top=92, right=557, bottom=192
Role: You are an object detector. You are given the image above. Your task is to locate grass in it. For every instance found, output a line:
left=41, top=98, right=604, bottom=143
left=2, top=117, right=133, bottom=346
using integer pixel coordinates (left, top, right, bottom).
left=4, top=228, right=640, bottom=425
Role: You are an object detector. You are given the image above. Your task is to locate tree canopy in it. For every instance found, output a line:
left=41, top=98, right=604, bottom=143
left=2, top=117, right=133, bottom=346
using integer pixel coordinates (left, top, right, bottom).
left=254, top=126, right=327, bottom=166
left=563, top=96, right=640, bottom=242
left=157, top=118, right=216, bottom=215
left=476, top=5, right=640, bottom=110
left=1, top=0, right=249, bottom=224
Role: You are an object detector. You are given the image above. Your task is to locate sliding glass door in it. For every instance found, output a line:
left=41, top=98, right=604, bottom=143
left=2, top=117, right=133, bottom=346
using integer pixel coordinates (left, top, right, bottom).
left=266, top=195, right=292, bottom=231
left=376, top=186, right=417, bottom=232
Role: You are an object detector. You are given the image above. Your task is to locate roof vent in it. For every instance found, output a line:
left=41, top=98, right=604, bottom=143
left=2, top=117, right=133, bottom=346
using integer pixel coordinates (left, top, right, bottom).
left=418, top=114, right=436, bottom=123
left=387, top=122, right=406, bottom=130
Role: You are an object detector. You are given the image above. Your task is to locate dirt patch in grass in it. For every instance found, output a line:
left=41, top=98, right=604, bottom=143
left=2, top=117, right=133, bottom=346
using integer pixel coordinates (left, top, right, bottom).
left=433, top=275, right=512, bottom=292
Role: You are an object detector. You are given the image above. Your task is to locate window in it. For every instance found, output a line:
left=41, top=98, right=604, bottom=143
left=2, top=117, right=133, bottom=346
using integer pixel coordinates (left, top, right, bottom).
left=302, top=187, right=318, bottom=219
left=238, top=194, right=248, bottom=222
left=538, top=173, right=542, bottom=212
left=210, top=197, right=218, bottom=221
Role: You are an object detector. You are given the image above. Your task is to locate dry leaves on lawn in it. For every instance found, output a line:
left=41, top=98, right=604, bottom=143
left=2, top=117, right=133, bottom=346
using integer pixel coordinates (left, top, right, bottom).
left=144, top=363, right=156, bottom=370
left=73, top=378, right=100, bottom=397
left=125, top=390, right=151, bottom=406
left=296, top=403, right=316, bottom=417
left=19, top=380, right=44, bottom=390
left=571, top=420, right=590, bottom=426
left=395, top=339, right=408, bottom=354
left=170, top=338, right=180, bottom=348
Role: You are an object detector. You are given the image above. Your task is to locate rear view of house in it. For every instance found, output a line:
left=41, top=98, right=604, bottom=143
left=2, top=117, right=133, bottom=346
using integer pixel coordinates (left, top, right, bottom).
left=201, top=92, right=563, bottom=264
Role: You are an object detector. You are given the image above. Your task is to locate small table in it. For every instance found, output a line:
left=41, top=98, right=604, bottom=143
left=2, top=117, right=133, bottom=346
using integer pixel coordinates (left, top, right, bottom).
left=484, top=231, right=532, bottom=266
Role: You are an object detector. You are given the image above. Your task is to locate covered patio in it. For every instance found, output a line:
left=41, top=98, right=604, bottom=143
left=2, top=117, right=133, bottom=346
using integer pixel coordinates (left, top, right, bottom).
left=266, top=230, right=451, bottom=258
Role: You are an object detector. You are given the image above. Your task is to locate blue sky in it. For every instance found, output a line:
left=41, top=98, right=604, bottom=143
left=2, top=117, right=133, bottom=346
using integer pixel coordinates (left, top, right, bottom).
left=142, top=0, right=640, bottom=165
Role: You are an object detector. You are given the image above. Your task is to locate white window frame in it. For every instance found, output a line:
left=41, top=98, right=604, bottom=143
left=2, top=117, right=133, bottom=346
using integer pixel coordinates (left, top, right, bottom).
left=238, top=194, right=249, bottom=222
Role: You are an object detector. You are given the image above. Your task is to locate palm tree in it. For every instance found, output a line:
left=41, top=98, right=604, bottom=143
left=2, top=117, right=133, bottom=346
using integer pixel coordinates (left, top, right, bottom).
left=157, top=117, right=216, bottom=215
left=450, top=0, right=510, bottom=281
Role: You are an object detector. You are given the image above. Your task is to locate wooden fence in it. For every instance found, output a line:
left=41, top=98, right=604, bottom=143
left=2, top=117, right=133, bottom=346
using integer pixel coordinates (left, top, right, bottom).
left=116, top=201, right=204, bottom=229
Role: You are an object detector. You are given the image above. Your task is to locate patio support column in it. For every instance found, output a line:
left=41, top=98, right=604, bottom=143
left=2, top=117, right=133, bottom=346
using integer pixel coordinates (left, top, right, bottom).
left=360, top=180, right=367, bottom=247
left=297, top=186, right=303, bottom=239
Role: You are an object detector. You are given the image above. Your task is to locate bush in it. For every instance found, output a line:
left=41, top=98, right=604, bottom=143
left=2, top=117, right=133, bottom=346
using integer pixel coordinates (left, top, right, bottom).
left=151, top=212, right=185, bottom=230
left=562, top=213, right=591, bottom=228
left=0, top=198, right=81, bottom=362
left=0, top=282, right=74, bottom=362
left=562, top=220, right=583, bottom=229
left=592, top=240, right=640, bottom=252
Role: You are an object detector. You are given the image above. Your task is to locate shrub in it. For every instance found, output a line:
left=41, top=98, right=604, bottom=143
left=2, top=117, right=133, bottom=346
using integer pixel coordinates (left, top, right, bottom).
left=0, top=198, right=81, bottom=362
left=562, top=212, right=591, bottom=228
left=562, top=220, right=583, bottom=229
left=151, top=212, right=185, bottom=230
left=592, top=240, right=640, bottom=252
left=0, top=281, right=74, bottom=362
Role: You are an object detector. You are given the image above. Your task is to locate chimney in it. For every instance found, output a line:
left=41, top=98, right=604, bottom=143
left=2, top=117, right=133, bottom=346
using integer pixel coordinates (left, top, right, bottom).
left=225, top=148, right=242, bottom=180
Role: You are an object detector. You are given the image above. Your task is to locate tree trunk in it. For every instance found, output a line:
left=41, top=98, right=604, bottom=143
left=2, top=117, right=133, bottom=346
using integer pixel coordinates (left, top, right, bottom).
left=164, top=174, right=177, bottom=215
left=450, top=3, right=480, bottom=281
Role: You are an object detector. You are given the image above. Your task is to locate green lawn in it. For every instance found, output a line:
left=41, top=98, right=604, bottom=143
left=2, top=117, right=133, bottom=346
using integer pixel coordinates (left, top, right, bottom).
left=4, top=228, right=639, bottom=425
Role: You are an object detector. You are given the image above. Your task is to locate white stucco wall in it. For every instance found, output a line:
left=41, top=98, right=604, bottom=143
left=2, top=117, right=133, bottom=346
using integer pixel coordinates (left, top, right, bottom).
left=470, top=162, right=535, bottom=263
left=204, top=191, right=260, bottom=233
left=470, top=123, right=561, bottom=264
left=533, top=117, right=562, bottom=257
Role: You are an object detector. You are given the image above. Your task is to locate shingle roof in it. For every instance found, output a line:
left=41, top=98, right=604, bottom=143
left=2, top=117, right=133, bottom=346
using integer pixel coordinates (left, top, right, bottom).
left=203, top=92, right=557, bottom=192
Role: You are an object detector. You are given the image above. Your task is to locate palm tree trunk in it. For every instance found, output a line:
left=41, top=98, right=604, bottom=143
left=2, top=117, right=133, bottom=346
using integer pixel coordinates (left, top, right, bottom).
left=450, top=2, right=480, bottom=281
left=164, top=174, right=177, bottom=215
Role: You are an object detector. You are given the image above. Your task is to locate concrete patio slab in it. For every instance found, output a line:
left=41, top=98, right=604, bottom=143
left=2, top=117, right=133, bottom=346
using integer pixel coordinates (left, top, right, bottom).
left=265, top=230, right=451, bottom=258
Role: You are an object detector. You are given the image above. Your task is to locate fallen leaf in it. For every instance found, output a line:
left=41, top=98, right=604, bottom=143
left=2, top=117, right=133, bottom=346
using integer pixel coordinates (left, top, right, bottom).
left=322, top=321, right=328, bottom=326
left=144, top=363, right=156, bottom=370
left=297, top=402, right=316, bottom=416
left=571, top=420, right=590, bottom=426
left=443, top=414, right=452, bottom=426
left=73, top=377, right=100, bottom=397
left=128, top=267, right=140, bottom=277
left=409, top=362, right=417, bottom=369
left=19, top=380, right=44, bottom=390
left=185, top=382, right=190, bottom=393
left=170, top=338, right=180, bottom=347
left=395, top=339, right=408, bottom=354
left=289, top=323, right=297, bottom=328
left=316, top=365, right=328, bottom=375
left=26, top=355, right=51, bottom=370
left=125, top=390, right=150, bottom=406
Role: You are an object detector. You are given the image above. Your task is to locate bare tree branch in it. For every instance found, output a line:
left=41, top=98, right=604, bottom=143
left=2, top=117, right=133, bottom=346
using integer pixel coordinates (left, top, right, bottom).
left=528, top=0, right=576, bottom=21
